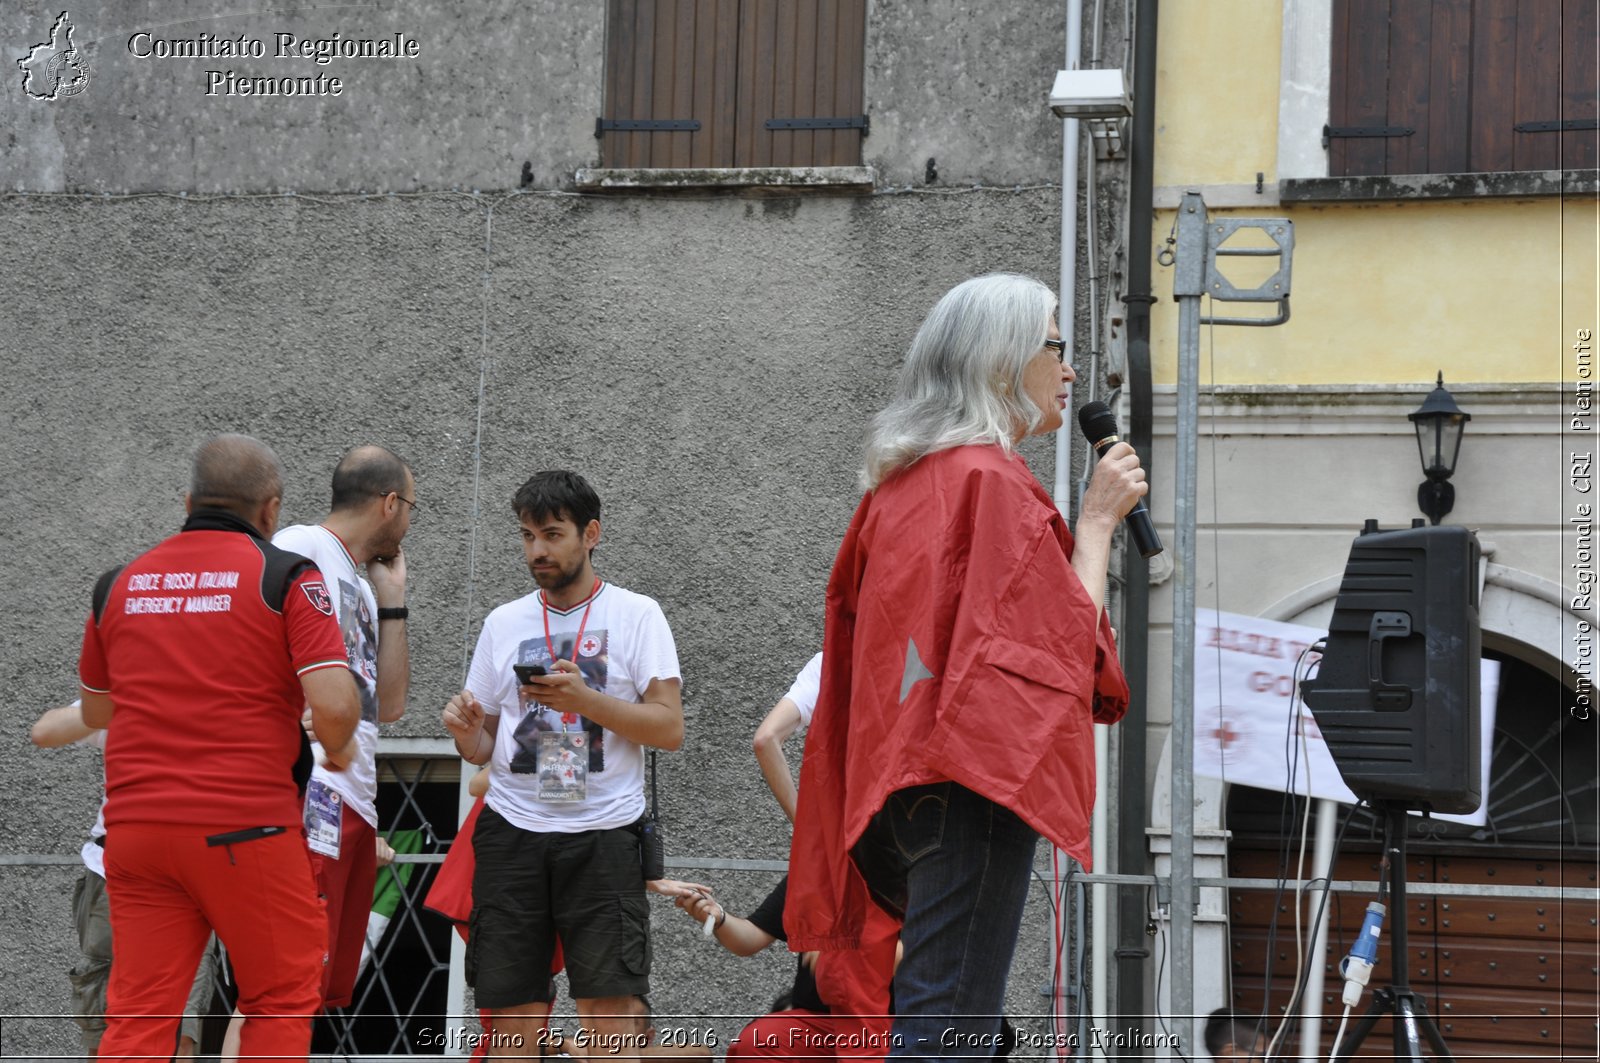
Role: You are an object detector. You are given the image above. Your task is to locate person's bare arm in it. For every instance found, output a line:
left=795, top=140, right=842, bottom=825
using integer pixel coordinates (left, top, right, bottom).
left=31, top=702, right=96, bottom=747
left=674, top=890, right=776, bottom=957
left=368, top=550, right=409, bottom=724
left=752, top=697, right=804, bottom=822
left=1072, top=441, right=1148, bottom=624
left=302, top=666, right=361, bottom=770
left=645, top=877, right=714, bottom=899
left=443, top=690, right=499, bottom=765
left=374, top=835, right=396, bottom=868
left=524, top=667, right=684, bottom=751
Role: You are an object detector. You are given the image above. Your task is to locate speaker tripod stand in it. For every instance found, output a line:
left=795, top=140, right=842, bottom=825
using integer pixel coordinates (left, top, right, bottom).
left=1330, top=804, right=1454, bottom=1062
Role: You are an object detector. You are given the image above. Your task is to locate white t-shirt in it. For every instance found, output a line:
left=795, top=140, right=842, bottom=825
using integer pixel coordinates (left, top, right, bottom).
left=80, top=725, right=107, bottom=878
left=784, top=652, right=824, bottom=727
left=468, top=580, right=680, bottom=833
left=272, top=524, right=383, bottom=827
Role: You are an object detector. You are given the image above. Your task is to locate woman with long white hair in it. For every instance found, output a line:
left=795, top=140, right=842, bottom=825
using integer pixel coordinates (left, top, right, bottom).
left=788, top=272, right=1147, bottom=1058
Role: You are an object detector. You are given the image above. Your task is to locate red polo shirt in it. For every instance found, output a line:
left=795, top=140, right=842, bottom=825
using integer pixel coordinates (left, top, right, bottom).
left=80, top=512, right=349, bottom=829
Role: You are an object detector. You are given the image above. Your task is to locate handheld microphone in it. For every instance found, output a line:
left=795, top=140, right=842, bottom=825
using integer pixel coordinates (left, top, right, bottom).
left=1076, top=401, right=1164, bottom=558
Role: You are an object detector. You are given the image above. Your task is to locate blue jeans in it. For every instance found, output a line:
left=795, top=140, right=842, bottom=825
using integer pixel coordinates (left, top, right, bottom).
left=853, top=781, right=1039, bottom=1061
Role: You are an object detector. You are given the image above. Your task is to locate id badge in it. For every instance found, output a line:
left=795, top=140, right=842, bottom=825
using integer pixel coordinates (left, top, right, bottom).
left=304, top=779, right=342, bottom=858
left=537, top=731, right=588, bottom=802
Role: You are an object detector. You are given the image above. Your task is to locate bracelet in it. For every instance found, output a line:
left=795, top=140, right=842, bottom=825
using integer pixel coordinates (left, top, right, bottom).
left=377, top=606, right=408, bottom=621
left=715, top=908, right=726, bottom=930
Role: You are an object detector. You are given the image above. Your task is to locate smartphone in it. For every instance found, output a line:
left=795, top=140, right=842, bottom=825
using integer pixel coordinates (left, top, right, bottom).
left=513, top=663, right=548, bottom=684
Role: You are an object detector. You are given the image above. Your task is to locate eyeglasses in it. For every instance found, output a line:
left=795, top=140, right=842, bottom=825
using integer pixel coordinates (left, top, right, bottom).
left=375, top=491, right=418, bottom=513
left=1043, top=338, right=1066, bottom=363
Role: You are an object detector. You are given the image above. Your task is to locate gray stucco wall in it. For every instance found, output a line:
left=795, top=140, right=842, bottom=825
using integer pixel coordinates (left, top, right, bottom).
left=0, top=187, right=1113, bottom=1056
left=3, top=0, right=1074, bottom=194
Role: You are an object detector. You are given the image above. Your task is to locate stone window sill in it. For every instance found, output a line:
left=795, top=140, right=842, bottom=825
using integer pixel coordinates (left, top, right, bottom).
left=1280, top=169, right=1598, bottom=203
left=570, top=166, right=876, bottom=191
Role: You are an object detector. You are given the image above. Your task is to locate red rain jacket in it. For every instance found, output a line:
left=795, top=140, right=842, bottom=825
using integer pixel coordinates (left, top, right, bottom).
left=787, top=444, right=1129, bottom=953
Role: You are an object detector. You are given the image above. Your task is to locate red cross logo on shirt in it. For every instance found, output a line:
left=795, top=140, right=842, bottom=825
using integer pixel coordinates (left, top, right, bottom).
left=579, top=635, right=601, bottom=658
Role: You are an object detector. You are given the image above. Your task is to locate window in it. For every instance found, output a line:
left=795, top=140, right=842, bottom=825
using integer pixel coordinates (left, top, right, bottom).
left=1326, top=0, right=1597, bottom=178
left=598, top=0, right=867, bottom=169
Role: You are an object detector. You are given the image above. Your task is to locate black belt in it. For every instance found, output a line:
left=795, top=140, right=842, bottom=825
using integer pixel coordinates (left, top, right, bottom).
left=205, top=825, right=289, bottom=864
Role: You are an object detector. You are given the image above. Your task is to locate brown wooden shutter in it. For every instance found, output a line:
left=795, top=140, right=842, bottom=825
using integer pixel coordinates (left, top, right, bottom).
left=601, top=0, right=865, bottom=169
left=1328, top=0, right=1594, bottom=178
left=602, top=0, right=738, bottom=168
left=1425, top=0, right=1474, bottom=175
left=1327, top=0, right=1393, bottom=178
left=1559, top=0, right=1599, bottom=169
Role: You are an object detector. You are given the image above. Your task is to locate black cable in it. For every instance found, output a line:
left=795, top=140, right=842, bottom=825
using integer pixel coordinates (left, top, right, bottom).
left=1031, top=866, right=1065, bottom=922
left=1376, top=810, right=1396, bottom=909
left=1146, top=880, right=1193, bottom=1063
left=1252, top=642, right=1324, bottom=1045
left=1147, top=883, right=1168, bottom=1037
left=649, top=748, right=658, bottom=817
left=1253, top=705, right=1305, bottom=1028
left=1073, top=870, right=1091, bottom=1058
left=1268, top=799, right=1365, bottom=1060
left=1029, top=864, right=1068, bottom=1042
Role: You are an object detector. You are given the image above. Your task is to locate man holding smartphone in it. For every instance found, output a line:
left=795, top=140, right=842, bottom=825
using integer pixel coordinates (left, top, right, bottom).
left=443, top=470, right=683, bottom=1058
left=272, top=444, right=414, bottom=1013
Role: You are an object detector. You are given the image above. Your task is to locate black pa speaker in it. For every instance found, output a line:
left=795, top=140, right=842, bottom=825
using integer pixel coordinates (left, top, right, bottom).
left=1300, top=521, right=1482, bottom=814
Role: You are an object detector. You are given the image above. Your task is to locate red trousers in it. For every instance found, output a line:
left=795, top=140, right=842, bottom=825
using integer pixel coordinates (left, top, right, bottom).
left=100, top=822, right=326, bottom=1063
left=307, top=804, right=377, bottom=1008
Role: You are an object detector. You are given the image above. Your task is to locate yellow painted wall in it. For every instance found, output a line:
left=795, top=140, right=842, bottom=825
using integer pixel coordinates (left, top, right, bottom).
left=1563, top=197, right=1600, bottom=349
left=1149, top=4, right=1597, bottom=387
left=1148, top=198, right=1589, bottom=385
left=1153, top=0, right=1281, bottom=189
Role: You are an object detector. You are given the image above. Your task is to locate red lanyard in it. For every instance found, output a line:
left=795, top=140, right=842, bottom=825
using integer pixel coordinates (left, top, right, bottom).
left=542, top=578, right=601, bottom=664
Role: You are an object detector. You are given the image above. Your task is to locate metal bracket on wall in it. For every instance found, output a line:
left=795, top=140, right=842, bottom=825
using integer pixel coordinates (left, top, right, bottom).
left=1197, top=214, right=1295, bottom=326
left=594, top=118, right=701, bottom=137
left=764, top=115, right=869, bottom=135
left=1514, top=118, right=1600, bottom=133
left=1322, top=124, right=1414, bottom=149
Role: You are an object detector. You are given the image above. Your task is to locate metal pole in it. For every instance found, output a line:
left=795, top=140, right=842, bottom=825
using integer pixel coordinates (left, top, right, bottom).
left=444, top=769, right=475, bottom=1056
left=1300, top=798, right=1340, bottom=1063
left=1116, top=0, right=1160, bottom=1041
left=1055, top=0, right=1083, bottom=513
left=1054, top=0, right=1087, bottom=1045
left=1170, top=190, right=1208, bottom=1050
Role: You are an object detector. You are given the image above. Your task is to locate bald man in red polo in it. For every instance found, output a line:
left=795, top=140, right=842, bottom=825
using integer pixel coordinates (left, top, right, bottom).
left=79, top=433, right=361, bottom=1063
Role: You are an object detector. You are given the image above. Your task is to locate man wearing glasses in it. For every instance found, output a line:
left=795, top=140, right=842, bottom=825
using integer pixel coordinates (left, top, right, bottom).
left=272, top=444, right=415, bottom=1014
